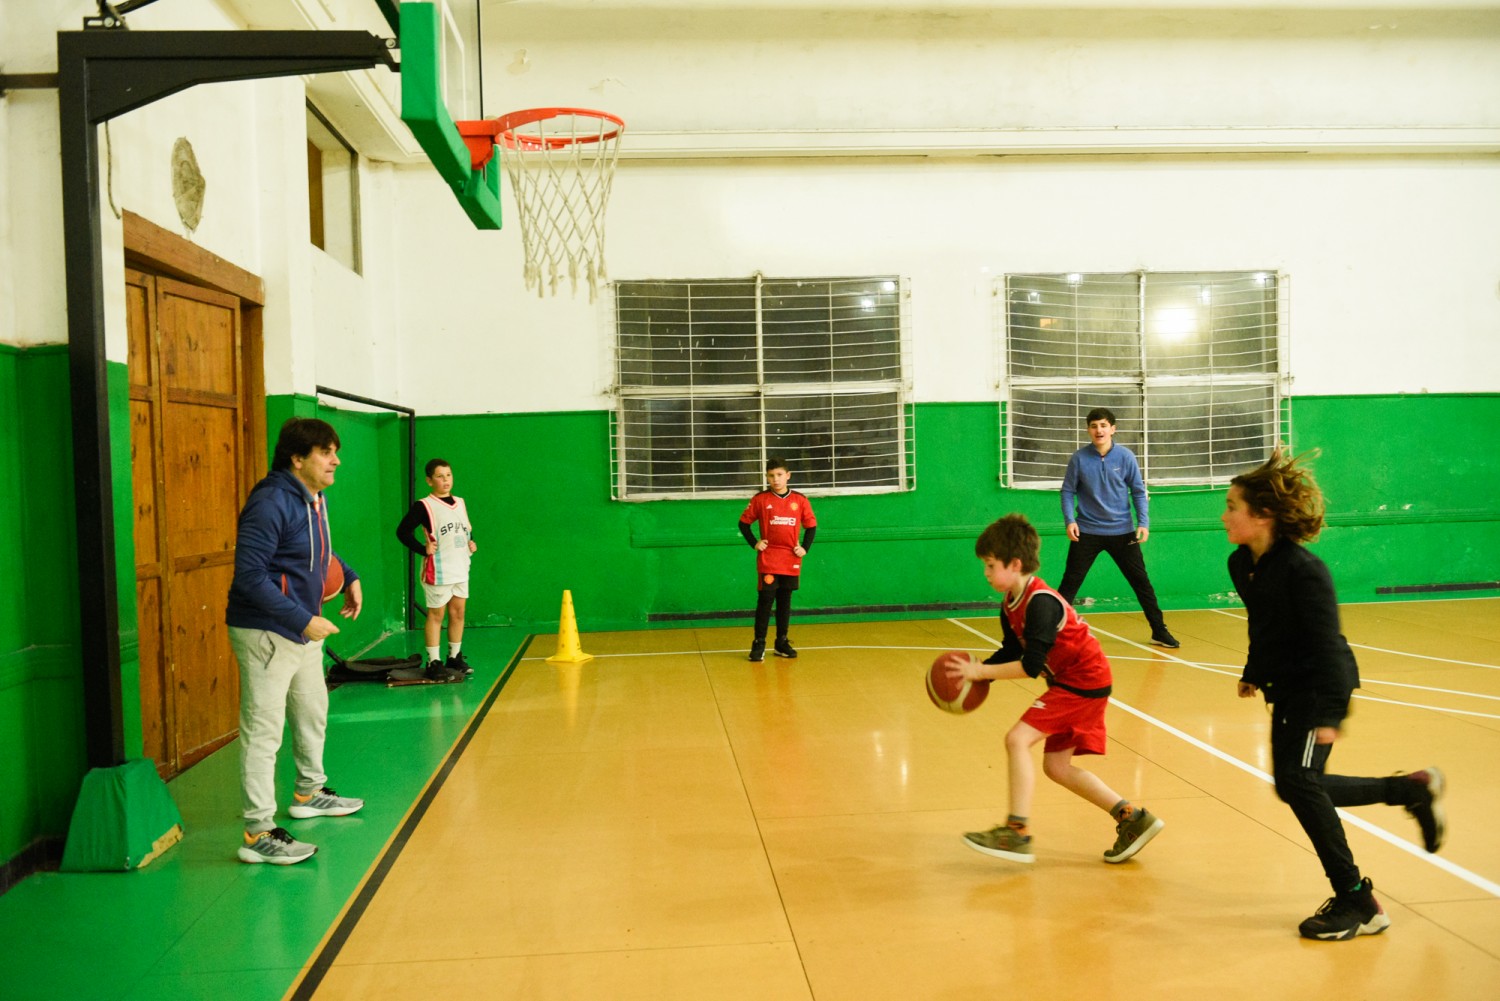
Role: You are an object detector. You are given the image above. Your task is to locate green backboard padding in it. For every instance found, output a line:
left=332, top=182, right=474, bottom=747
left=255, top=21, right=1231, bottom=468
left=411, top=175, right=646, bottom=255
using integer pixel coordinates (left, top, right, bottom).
left=400, top=2, right=503, bottom=229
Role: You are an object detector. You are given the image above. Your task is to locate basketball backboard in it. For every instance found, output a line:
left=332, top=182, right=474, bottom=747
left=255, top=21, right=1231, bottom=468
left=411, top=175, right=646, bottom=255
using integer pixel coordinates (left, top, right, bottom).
left=436, top=0, right=484, bottom=122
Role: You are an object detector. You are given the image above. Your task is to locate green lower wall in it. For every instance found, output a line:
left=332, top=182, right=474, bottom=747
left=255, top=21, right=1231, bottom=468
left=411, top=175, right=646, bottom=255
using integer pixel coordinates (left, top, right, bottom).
left=1, top=373, right=1496, bottom=871
left=0, top=346, right=86, bottom=870
left=417, top=395, right=1500, bottom=634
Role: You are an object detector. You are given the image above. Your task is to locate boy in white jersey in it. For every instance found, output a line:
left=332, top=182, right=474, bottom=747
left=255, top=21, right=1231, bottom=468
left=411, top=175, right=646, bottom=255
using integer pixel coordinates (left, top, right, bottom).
left=395, top=458, right=477, bottom=681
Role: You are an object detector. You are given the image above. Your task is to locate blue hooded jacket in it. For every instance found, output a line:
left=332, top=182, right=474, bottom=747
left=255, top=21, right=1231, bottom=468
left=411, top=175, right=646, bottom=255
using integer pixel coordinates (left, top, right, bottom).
left=225, top=468, right=357, bottom=643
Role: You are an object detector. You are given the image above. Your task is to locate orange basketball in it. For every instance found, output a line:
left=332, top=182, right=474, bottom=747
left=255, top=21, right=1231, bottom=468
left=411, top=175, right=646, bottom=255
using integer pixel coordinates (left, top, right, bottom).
left=322, top=559, right=345, bottom=602
left=926, top=651, right=989, bottom=714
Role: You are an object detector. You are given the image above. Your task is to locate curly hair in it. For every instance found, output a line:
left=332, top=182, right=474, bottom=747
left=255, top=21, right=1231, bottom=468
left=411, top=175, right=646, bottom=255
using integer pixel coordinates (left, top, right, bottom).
left=1230, top=447, right=1326, bottom=543
left=974, top=514, right=1041, bottom=573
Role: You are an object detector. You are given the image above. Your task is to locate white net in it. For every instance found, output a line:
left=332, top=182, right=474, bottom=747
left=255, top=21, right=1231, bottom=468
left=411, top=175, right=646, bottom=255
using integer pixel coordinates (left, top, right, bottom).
left=497, top=108, right=624, bottom=301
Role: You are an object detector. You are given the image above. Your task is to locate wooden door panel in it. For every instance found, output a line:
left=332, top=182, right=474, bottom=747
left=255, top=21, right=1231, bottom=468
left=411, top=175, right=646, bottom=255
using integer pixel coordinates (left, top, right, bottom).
left=162, top=402, right=241, bottom=559
left=126, top=279, right=153, bottom=388
left=171, top=562, right=239, bottom=766
left=136, top=578, right=169, bottom=772
left=130, top=400, right=161, bottom=571
left=159, top=279, right=239, bottom=397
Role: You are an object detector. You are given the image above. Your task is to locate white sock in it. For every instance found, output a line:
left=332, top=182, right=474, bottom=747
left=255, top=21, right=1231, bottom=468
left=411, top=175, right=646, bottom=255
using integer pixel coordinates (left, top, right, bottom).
left=449, top=642, right=461, bottom=658
left=426, top=646, right=439, bottom=663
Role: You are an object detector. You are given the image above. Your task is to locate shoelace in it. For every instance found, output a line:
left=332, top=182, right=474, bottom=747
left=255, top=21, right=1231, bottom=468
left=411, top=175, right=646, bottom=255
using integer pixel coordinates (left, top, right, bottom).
left=266, top=827, right=295, bottom=844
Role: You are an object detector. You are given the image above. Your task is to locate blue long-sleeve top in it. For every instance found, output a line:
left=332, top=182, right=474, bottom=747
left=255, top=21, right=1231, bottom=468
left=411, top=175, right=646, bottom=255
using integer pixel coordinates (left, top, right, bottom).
left=1060, top=443, right=1149, bottom=535
left=225, top=469, right=356, bottom=643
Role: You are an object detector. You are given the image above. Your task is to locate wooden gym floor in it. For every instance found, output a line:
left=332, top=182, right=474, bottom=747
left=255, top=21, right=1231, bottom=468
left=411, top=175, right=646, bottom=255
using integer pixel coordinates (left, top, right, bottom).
left=309, top=599, right=1500, bottom=1000
left=2, top=599, right=1496, bottom=1000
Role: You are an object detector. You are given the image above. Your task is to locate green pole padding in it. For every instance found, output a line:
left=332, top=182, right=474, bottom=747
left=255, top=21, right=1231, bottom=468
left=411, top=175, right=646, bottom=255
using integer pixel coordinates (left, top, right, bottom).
left=60, top=758, right=183, bottom=871
left=400, top=2, right=503, bottom=229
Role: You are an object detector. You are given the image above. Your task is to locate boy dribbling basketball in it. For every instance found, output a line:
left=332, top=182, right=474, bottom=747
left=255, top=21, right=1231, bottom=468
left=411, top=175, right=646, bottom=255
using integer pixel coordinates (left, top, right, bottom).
left=949, top=514, right=1163, bottom=864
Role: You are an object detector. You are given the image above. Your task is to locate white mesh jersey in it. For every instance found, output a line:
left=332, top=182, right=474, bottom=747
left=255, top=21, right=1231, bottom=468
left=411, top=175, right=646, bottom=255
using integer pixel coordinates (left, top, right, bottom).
left=420, top=495, right=472, bottom=585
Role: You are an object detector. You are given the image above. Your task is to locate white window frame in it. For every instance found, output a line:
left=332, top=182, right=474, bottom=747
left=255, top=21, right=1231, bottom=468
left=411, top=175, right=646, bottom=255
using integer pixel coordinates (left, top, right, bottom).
left=608, top=274, right=915, bottom=501
left=999, top=270, right=1291, bottom=489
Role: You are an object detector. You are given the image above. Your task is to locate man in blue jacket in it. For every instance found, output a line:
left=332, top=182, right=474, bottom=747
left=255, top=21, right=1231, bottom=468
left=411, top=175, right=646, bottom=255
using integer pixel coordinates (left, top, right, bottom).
left=1057, top=408, right=1179, bottom=649
left=227, top=417, right=365, bottom=864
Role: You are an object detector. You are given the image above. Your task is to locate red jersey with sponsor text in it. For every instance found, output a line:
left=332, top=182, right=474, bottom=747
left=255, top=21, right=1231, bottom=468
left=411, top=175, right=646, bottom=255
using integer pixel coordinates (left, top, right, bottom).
left=1004, top=576, right=1112, bottom=692
left=740, top=489, right=817, bottom=576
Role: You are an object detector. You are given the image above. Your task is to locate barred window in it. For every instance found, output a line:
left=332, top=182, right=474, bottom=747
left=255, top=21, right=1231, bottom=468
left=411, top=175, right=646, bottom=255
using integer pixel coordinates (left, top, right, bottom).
left=1002, top=271, right=1287, bottom=487
left=610, top=275, right=914, bottom=500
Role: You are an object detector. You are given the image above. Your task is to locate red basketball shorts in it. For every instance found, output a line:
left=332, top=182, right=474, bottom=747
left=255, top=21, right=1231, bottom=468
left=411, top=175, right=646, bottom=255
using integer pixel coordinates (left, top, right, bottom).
left=1020, top=687, right=1109, bottom=756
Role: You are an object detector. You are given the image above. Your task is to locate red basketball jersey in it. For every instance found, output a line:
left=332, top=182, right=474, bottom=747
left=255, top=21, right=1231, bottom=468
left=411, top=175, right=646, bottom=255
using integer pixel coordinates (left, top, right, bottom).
left=1003, top=576, right=1112, bottom=692
left=740, top=489, right=817, bottom=576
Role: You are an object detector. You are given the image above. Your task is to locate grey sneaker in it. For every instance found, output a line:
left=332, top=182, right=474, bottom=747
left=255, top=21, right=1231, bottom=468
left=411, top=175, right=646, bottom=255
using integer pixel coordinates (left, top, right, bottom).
left=963, top=824, right=1035, bottom=864
left=1103, top=807, right=1164, bottom=863
left=288, top=786, right=364, bottom=819
left=238, top=827, right=316, bottom=865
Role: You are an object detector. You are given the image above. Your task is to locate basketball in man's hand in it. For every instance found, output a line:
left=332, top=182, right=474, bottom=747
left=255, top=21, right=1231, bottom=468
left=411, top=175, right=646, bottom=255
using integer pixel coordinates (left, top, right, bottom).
left=322, top=560, right=344, bottom=602
left=926, top=651, right=989, bottom=714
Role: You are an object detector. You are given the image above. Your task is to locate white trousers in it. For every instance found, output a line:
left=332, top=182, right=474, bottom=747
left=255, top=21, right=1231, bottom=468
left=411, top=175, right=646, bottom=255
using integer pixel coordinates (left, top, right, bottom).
left=231, top=626, right=329, bottom=834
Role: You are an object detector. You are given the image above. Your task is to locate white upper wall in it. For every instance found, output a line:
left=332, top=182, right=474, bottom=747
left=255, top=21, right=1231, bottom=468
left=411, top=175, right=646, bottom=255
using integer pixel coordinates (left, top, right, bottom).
left=389, top=2, right=1500, bottom=411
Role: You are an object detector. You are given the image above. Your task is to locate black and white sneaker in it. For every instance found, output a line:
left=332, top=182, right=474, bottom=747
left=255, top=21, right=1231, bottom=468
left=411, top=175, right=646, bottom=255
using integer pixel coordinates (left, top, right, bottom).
left=1402, top=767, right=1446, bottom=853
left=1298, top=878, right=1390, bottom=941
left=748, top=640, right=766, bottom=663
left=425, top=659, right=463, bottom=683
left=446, top=651, right=474, bottom=676
left=773, top=638, right=798, bottom=659
left=1149, top=630, right=1180, bottom=649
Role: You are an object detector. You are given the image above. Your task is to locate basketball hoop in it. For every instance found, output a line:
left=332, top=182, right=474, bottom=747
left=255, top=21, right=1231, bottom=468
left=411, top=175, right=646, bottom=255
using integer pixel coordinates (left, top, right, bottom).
left=466, top=107, right=624, bottom=301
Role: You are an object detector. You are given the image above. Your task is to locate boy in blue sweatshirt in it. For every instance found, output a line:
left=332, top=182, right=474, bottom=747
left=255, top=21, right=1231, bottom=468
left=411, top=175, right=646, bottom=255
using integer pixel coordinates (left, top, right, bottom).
left=226, top=418, right=365, bottom=864
left=1057, top=408, right=1178, bottom=648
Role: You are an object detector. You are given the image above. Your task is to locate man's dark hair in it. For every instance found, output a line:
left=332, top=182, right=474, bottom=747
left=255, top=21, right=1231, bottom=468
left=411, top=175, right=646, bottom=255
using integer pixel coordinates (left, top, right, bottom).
left=1085, top=407, right=1117, bottom=426
left=766, top=456, right=789, bottom=473
left=425, top=457, right=451, bottom=478
left=271, top=418, right=341, bottom=471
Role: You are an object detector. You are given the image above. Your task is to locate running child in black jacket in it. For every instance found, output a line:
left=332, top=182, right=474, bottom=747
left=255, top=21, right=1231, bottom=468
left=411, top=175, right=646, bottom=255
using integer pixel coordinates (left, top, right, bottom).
left=1223, top=449, right=1447, bottom=941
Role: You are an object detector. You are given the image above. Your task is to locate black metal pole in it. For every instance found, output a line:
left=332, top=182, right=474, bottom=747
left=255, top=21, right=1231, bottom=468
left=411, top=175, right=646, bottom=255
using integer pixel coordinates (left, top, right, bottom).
left=59, top=33, right=124, bottom=767
left=315, top=386, right=418, bottom=632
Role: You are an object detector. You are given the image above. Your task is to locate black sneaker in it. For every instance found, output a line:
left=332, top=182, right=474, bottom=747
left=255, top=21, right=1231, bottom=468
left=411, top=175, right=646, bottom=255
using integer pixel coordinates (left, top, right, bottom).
left=446, top=651, right=474, bottom=676
left=1402, top=767, right=1446, bottom=853
left=425, top=659, right=463, bottom=683
left=748, top=640, right=765, bottom=663
left=773, top=638, right=798, bottom=659
left=1298, top=878, right=1390, bottom=941
left=1149, top=630, right=1180, bottom=649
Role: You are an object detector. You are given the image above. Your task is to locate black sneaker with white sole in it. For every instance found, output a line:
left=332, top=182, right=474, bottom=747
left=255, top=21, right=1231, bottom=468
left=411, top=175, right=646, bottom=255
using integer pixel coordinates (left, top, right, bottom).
left=1298, top=877, right=1390, bottom=941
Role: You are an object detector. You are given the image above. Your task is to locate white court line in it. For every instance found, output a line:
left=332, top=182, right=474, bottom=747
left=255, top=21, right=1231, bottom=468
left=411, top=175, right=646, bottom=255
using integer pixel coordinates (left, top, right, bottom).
left=1211, top=608, right=1500, bottom=671
left=1089, top=623, right=1500, bottom=720
left=947, top=617, right=1500, bottom=899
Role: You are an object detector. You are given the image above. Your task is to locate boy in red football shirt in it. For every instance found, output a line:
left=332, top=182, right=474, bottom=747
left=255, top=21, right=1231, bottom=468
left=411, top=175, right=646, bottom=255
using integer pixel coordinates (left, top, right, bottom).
left=947, top=513, right=1164, bottom=864
left=739, top=457, right=817, bottom=662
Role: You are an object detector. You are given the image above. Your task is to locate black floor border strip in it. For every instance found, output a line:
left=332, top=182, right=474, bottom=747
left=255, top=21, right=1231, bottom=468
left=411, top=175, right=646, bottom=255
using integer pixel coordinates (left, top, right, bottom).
left=290, top=635, right=534, bottom=1000
left=649, top=600, right=1000, bottom=623
left=1375, top=582, right=1500, bottom=595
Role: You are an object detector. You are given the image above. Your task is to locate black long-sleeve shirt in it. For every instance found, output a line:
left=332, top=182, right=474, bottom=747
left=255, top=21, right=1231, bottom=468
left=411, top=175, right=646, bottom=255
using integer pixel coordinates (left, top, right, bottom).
left=1229, top=539, right=1359, bottom=728
left=395, top=498, right=469, bottom=556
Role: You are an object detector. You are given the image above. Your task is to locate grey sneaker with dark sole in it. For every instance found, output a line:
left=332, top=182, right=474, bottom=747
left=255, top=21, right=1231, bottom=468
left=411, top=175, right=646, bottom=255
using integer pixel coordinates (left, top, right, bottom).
left=238, top=827, right=316, bottom=865
left=1103, top=807, right=1163, bottom=863
left=963, top=824, right=1035, bottom=864
left=288, top=786, right=364, bottom=819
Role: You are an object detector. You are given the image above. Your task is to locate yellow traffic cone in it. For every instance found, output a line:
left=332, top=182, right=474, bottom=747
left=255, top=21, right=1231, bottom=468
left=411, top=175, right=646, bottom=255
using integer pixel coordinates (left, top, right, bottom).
left=547, top=589, right=594, bottom=665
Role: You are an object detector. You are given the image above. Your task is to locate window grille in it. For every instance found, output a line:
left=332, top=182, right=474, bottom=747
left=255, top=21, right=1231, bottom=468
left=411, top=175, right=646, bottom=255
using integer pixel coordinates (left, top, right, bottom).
left=1001, top=271, right=1288, bottom=487
left=610, top=275, right=914, bottom=500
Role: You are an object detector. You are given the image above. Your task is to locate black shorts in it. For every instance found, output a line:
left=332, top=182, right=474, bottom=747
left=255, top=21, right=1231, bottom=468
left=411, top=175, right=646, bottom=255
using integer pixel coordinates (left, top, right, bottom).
left=756, top=572, right=801, bottom=593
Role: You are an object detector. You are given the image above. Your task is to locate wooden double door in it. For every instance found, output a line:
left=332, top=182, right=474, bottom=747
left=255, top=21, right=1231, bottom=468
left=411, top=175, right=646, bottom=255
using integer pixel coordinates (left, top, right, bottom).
left=127, top=269, right=256, bottom=777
